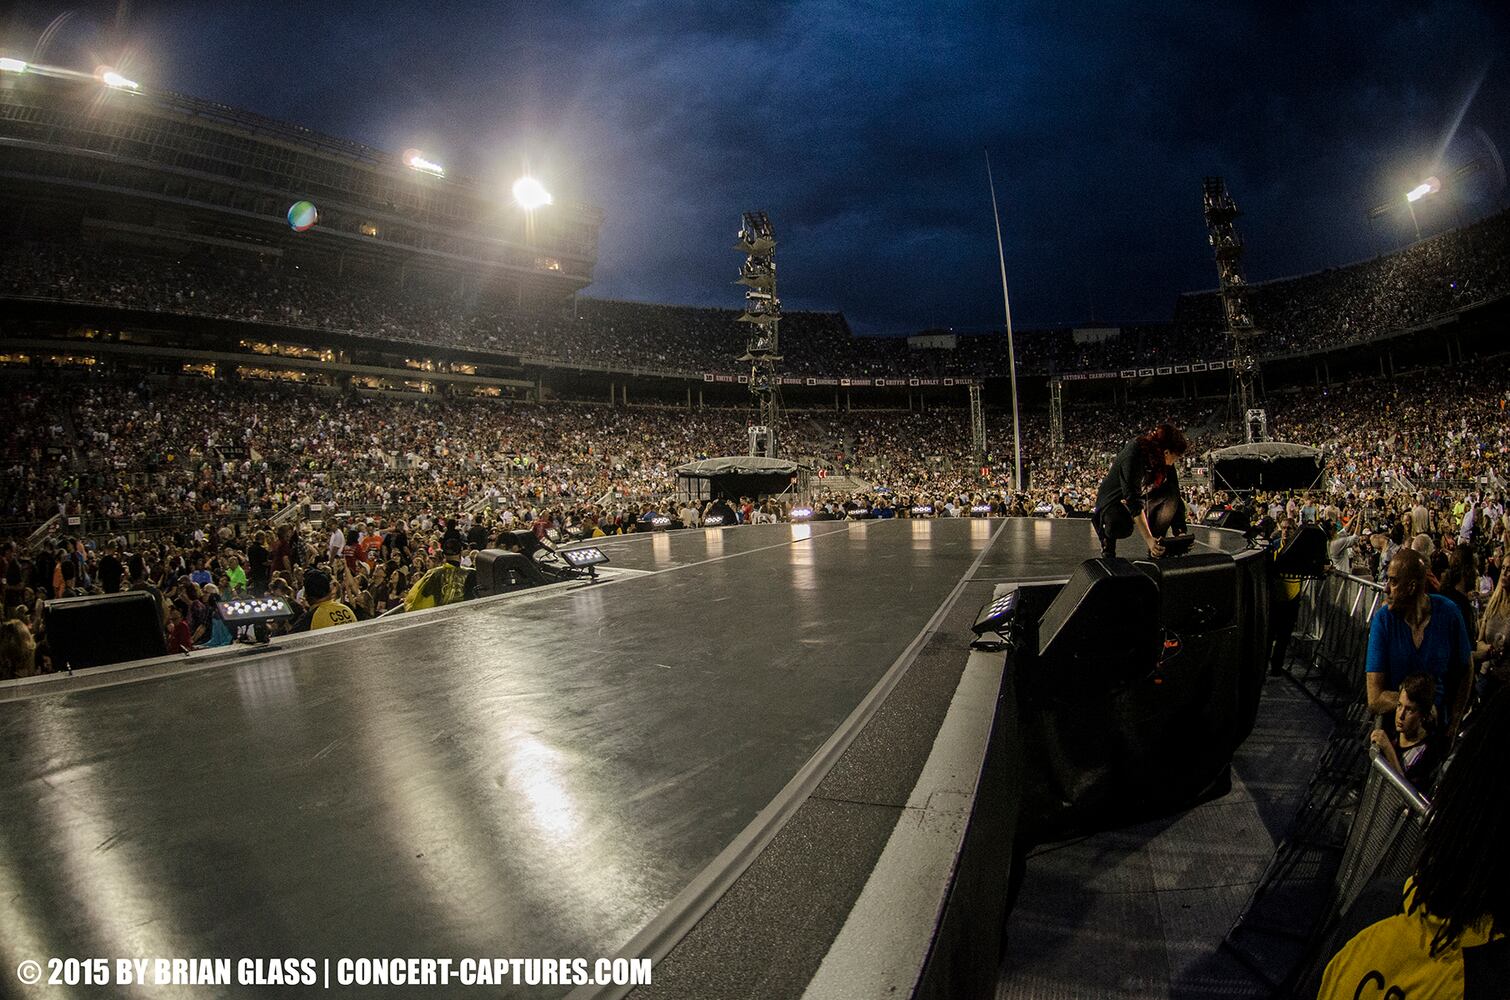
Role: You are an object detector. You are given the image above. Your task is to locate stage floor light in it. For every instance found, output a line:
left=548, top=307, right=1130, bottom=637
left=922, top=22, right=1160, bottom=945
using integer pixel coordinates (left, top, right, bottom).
left=218, top=596, right=296, bottom=626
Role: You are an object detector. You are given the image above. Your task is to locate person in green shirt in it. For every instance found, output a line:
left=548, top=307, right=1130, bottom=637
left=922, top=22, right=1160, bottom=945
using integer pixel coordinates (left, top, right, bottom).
left=225, top=552, right=249, bottom=594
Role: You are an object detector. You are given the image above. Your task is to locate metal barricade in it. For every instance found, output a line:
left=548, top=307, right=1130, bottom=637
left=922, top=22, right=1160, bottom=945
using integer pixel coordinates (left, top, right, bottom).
left=1288, top=749, right=1430, bottom=995
left=1223, top=571, right=1388, bottom=989
left=1289, top=570, right=1384, bottom=716
left=1333, top=749, right=1430, bottom=913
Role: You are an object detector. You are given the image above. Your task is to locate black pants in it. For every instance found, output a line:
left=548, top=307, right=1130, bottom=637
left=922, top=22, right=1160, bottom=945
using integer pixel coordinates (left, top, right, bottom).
left=1268, top=594, right=1302, bottom=673
left=1092, top=494, right=1185, bottom=558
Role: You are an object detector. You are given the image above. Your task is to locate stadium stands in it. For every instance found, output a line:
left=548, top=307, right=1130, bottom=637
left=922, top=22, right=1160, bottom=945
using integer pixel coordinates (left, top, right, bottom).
left=6, top=206, right=1508, bottom=378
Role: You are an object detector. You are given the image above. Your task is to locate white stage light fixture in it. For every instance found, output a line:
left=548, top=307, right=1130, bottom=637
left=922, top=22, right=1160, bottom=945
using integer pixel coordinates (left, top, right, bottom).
left=218, top=596, right=296, bottom=626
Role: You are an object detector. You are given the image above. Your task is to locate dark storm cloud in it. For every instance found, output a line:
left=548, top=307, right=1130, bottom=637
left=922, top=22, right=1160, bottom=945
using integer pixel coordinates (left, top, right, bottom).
left=6, top=1, right=1509, bottom=332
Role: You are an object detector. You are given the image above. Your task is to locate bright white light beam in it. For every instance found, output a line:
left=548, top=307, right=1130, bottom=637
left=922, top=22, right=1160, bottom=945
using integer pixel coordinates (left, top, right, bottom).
left=512, top=176, right=553, bottom=210
left=403, top=149, right=445, bottom=176
left=1406, top=177, right=1441, bottom=202
left=0, top=58, right=27, bottom=74
left=100, top=69, right=137, bottom=90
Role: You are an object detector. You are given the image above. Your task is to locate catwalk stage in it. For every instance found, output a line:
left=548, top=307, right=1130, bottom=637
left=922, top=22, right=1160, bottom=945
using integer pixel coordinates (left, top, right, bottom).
left=0, top=519, right=1261, bottom=999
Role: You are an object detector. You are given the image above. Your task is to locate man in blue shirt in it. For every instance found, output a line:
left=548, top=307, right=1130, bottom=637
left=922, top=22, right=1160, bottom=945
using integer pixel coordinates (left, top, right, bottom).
left=1366, top=548, right=1471, bottom=722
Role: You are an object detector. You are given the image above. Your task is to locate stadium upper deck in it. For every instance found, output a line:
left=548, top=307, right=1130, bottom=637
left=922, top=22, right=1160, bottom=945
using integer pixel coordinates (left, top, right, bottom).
left=0, top=65, right=601, bottom=301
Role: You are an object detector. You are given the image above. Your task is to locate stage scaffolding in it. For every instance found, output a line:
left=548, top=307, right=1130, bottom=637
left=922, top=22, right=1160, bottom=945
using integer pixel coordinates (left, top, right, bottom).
left=735, top=212, right=782, bottom=458
left=1202, top=178, right=1265, bottom=442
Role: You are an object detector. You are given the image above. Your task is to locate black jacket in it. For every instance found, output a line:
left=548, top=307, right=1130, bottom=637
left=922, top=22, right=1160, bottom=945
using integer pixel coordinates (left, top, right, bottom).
left=1097, top=438, right=1179, bottom=516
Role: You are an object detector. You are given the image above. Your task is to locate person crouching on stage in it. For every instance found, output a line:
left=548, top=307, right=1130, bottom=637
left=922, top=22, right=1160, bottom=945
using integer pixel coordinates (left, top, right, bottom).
left=1093, top=423, right=1191, bottom=559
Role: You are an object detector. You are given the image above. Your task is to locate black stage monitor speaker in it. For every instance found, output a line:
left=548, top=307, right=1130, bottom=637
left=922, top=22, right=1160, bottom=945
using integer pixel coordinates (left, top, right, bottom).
left=1132, top=551, right=1238, bottom=634
left=1037, top=559, right=1161, bottom=693
left=1203, top=508, right=1251, bottom=534
left=1275, top=524, right=1328, bottom=579
left=43, top=590, right=168, bottom=670
left=474, top=549, right=549, bottom=597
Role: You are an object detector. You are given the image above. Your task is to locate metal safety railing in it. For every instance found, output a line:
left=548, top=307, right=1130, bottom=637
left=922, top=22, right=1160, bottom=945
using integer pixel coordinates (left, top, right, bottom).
left=1222, top=569, right=1387, bottom=990
left=1287, top=749, right=1431, bottom=995
left=1288, top=571, right=1385, bottom=718
left=1333, top=750, right=1430, bottom=912
left=23, top=513, right=62, bottom=551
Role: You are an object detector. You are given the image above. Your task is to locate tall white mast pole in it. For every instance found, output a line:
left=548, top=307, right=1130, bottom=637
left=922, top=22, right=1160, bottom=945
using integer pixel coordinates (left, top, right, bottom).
left=986, top=150, right=1023, bottom=492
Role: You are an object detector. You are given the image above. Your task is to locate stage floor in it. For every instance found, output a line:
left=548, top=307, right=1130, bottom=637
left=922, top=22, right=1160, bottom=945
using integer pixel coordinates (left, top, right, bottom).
left=0, top=519, right=1249, bottom=997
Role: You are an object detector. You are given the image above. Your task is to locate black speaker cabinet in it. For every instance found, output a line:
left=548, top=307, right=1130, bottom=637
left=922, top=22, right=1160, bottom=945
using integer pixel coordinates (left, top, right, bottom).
left=1203, top=507, right=1251, bottom=534
left=1036, top=558, right=1161, bottom=695
left=43, top=590, right=168, bottom=670
left=1275, top=524, right=1328, bottom=578
left=1132, top=551, right=1238, bottom=634
left=474, top=549, right=549, bottom=597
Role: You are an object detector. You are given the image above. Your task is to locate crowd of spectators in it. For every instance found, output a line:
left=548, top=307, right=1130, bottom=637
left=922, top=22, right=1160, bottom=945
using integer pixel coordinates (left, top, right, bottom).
left=1, top=347, right=1506, bottom=682
left=4, top=207, right=1507, bottom=379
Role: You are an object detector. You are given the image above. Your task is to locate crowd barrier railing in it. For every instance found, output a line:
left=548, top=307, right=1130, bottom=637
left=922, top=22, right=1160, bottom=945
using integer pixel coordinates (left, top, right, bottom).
left=1223, top=569, right=1385, bottom=990
left=1290, top=570, right=1385, bottom=716
left=1288, top=749, right=1430, bottom=995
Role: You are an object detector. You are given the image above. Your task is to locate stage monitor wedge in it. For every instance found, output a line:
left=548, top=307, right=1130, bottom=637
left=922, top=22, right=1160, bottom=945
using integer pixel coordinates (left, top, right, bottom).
left=43, top=590, right=168, bottom=670
left=1036, top=558, right=1162, bottom=695
left=1203, top=508, right=1251, bottom=534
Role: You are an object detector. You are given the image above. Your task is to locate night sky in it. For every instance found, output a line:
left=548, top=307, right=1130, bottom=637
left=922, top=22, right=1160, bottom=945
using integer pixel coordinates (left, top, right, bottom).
left=6, top=2, right=1510, bottom=333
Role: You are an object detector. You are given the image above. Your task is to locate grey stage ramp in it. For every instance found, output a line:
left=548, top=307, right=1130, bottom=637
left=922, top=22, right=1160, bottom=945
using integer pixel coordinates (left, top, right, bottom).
left=0, top=520, right=1000, bottom=997
left=0, top=518, right=1253, bottom=999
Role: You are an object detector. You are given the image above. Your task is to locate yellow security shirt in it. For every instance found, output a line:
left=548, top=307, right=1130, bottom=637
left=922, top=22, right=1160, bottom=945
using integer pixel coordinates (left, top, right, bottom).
left=1319, top=880, right=1502, bottom=999
left=310, top=599, right=358, bottom=630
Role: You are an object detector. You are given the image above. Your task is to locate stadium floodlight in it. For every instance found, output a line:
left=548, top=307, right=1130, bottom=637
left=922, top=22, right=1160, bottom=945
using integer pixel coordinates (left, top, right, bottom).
left=1405, top=177, right=1441, bottom=203
left=99, top=68, right=138, bottom=90
left=1403, top=176, right=1441, bottom=240
left=0, top=57, right=27, bottom=74
left=402, top=149, right=445, bottom=177
left=512, top=176, right=553, bottom=210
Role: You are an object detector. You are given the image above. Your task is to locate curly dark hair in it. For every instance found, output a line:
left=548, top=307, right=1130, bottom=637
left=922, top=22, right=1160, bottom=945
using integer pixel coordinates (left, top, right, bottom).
left=1411, top=686, right=1510, bottom=954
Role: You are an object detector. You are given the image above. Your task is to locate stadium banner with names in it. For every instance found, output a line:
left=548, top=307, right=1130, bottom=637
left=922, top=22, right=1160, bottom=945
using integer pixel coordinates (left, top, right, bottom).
left=709, top=365, right=1231, bottom=385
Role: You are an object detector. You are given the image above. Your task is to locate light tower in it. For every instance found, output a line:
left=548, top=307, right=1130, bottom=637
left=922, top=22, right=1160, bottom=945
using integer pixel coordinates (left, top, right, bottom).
left=735, top=211, right=781, bottom=457
left=1201, top=177, right=1264, bottom=441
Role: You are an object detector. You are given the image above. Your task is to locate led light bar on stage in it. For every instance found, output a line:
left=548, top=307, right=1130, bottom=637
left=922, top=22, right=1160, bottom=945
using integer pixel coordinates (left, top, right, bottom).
left=971, top=504, right=992, bottom=514
left=218, top=596, right=296, bottom=625
left=561, top=547, right=609, bottom=568
left=911, top=505, right=934, bottom=516
left=972, top=589, right=1022, bottom=636
left=790, top=507, right=814, bottom=519
left=704, top=515, right=727, bottom=526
